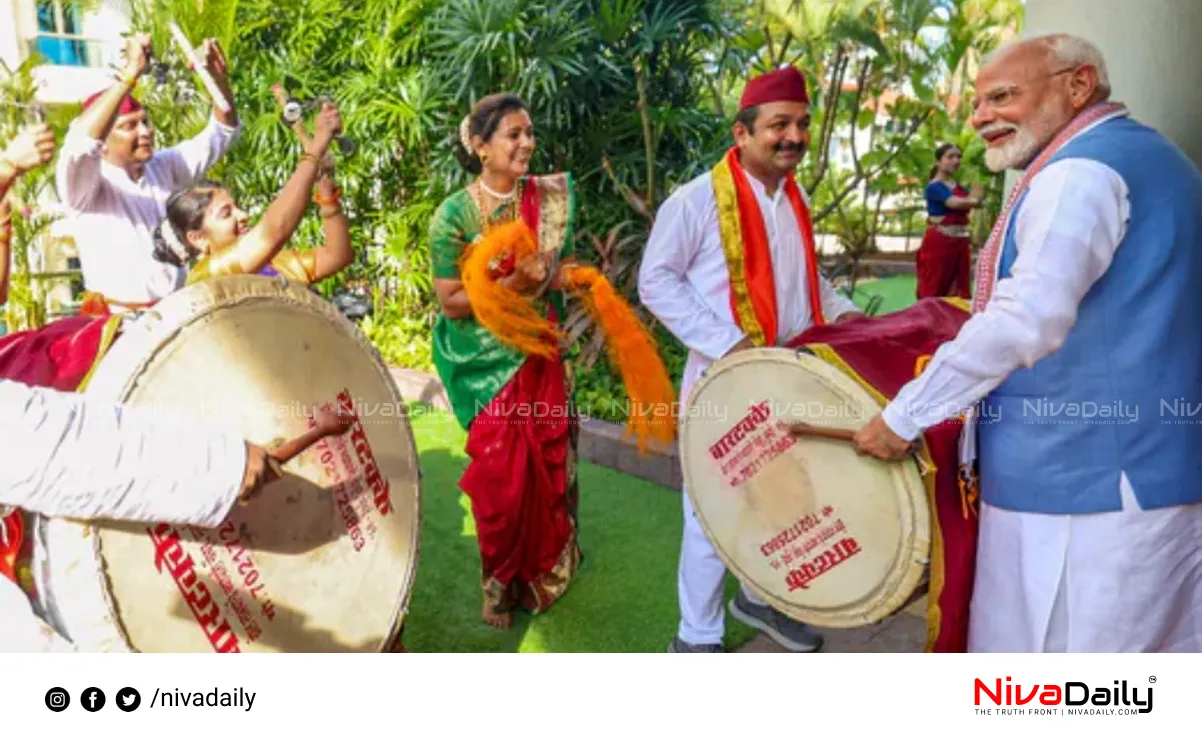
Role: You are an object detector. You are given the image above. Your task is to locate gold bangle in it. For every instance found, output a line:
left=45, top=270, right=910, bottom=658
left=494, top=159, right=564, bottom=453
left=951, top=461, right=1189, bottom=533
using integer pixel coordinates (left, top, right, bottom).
left=319, top=206, right=342, bottom=219
left=299, top=153, right=320, bottom=167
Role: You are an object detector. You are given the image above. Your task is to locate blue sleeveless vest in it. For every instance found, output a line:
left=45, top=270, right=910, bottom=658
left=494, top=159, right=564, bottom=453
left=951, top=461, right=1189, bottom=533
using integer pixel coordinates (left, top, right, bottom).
left=979, top=116, right=1202, bottom=514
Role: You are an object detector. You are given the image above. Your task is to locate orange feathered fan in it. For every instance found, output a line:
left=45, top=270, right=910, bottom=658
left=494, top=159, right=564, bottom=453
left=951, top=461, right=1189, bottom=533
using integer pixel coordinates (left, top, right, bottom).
left=459, top=221, right=562, bottom=359
left=460, top=220, right=677, bottom=453
left=561, top=265, right=678, bottom=452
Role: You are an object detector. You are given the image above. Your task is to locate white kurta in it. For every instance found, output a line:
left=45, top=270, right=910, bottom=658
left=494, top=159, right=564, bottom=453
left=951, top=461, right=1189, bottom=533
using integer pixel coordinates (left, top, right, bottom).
left=882, top=116, right=1202, bottom=652
left=0, top=380, right=248, bottom=652
left=639, top=170, right=859, bottom=645
left=54, top=114, right=241, bottom=306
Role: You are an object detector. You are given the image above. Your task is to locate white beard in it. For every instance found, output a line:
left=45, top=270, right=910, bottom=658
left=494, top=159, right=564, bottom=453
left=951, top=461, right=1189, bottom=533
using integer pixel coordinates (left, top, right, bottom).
left=983, top=125, right=1042, bottom=172
left=980, top=97, right=1072, bottom=172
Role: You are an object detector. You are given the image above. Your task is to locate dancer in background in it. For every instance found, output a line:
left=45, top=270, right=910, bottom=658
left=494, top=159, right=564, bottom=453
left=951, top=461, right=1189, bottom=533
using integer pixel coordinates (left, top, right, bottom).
left=916, top=144, right=982, bottom=299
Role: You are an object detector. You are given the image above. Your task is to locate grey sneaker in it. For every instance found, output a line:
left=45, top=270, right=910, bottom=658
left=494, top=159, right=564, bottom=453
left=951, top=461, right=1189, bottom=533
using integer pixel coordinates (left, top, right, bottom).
left=667, top=637, right=724, bottom=653
left=728, top=592, right=823, bottom=652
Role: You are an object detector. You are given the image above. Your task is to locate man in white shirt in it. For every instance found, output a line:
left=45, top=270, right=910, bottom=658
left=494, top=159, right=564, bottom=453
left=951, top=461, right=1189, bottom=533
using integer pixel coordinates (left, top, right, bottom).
left=55, top=34, right=241, bottom=312
left=639, top=66, right=863, bottom=653
left=854, top=35, right=1202, bottom=652
left=0, top=379, right=282, bottom=652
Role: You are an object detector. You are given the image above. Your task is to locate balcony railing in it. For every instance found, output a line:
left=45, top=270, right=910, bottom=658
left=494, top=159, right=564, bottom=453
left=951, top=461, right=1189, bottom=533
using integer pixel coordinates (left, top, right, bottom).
left=24, top=32, right=122, bottom=69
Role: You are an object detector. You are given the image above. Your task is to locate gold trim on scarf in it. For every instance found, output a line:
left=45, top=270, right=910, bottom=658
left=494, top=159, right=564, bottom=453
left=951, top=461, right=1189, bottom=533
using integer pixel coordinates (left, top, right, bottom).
left=711, top=159, right=766, bottom=346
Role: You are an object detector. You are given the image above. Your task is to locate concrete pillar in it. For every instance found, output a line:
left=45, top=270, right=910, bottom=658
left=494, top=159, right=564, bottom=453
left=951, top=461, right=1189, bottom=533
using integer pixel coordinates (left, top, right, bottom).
left=1022, top=0, right=1202, bottom=167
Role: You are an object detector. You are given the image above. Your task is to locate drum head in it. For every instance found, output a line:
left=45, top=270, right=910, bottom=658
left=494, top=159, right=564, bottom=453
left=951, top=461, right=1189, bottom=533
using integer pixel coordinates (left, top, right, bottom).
left=681, top=347, right=928, bottom=628
left=75, top=276, right=420, bottom=652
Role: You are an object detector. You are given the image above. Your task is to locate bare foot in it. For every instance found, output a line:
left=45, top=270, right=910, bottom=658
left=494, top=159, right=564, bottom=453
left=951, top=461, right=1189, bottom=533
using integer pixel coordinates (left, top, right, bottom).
left=482, top=598, right=512, bottom=629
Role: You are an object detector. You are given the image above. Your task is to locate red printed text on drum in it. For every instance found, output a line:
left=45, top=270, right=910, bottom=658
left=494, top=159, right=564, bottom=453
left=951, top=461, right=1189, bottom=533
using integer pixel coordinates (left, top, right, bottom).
left=756, top=503, right=867, bottom=592
left=708, top=401, right=801, bottom=487
left=149, top=516, right=279, bottom=650
left=148, top=523, right=244, bottom=653
left=314, top=389, right=395, bottom=552
left=785, top=537, right=863, bottom=591
left=337, top=388, right=393, bottom=517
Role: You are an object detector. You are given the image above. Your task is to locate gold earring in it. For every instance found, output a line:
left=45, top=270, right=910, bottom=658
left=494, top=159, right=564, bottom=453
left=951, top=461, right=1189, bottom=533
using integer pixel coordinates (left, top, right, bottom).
left=478, top=151, right=488, bottom=164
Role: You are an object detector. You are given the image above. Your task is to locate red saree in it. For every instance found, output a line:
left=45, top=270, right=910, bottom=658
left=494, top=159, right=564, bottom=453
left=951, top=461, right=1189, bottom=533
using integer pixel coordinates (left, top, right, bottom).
left=459, top=349, right=581, bottom=613
left=916, top=228, right=971, bottom=300
left=788, top=298, right=978, bottom=652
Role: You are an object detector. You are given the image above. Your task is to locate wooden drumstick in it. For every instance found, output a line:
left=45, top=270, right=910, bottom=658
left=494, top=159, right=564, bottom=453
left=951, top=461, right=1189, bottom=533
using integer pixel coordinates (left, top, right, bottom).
left=787, top=421, right=856, bottom=444
left=267, top=410, right=355, bottom=465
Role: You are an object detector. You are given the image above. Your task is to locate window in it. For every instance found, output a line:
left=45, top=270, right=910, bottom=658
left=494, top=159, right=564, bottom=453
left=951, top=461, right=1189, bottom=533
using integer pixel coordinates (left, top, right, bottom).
left=35, top=1, right=86, bottom=66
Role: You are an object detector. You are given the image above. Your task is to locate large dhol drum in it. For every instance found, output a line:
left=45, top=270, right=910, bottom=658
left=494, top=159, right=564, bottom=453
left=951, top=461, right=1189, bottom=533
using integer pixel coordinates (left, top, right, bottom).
left=680, top=298, right=974, bottom=635
left=682, top=348, right=929, bottom=628
left=34, top=276, right=420, bottom=652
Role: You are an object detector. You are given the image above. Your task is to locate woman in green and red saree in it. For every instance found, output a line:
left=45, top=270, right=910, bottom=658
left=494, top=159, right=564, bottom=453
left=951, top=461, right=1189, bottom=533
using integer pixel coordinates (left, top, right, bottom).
left=429, top=93, right=584, bottom=629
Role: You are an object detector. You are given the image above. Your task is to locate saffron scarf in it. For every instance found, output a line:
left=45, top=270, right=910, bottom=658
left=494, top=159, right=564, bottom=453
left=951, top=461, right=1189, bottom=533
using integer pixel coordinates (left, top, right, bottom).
left=711, top=146, right=825, bottom=347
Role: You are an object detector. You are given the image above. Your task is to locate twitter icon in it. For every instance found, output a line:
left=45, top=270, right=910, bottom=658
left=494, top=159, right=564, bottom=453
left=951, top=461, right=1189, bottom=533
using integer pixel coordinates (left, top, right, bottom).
left=116, top=687, right=141, bottom=712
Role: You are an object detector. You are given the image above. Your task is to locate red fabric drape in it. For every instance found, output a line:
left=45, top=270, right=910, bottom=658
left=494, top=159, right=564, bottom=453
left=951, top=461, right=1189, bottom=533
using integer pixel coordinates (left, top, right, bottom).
left=788, top=298, right=977, bottom=652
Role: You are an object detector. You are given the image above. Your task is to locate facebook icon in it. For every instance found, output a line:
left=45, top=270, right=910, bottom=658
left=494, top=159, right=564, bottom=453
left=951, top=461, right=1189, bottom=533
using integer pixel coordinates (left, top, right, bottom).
left=81, top=687, right=106, bottom=712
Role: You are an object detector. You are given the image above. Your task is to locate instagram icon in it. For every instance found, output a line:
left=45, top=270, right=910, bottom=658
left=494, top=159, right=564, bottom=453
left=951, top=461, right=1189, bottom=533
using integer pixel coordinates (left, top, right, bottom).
left=44, top=687, right=70, bottom=712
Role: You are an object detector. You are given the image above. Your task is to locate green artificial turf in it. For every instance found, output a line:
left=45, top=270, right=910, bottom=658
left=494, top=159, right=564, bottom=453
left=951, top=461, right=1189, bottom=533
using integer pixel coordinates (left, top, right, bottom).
left=402, top=407, right=758, bottom=653
left=851, top=274, right=920, bottom=315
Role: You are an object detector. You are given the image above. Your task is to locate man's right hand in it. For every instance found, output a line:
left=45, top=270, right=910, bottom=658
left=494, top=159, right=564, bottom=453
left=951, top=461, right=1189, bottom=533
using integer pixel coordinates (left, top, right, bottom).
left=721, top=336, right=755, bottom=358
left=122, top=34, right=152, bottom=81
left=237, top=443, right=283, bottom=504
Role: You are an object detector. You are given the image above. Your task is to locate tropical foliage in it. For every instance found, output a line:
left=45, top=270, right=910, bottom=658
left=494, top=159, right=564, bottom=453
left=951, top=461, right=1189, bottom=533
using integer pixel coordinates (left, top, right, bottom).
left=2, top=0, right=1022, bottom=421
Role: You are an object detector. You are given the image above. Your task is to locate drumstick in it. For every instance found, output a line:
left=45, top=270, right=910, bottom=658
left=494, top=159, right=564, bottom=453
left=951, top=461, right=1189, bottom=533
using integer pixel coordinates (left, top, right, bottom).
left=787, top=421, right=856, bottom=444
left=168, top=22, right=232, bottom=113
left=267, top=411, right=355, bottom=465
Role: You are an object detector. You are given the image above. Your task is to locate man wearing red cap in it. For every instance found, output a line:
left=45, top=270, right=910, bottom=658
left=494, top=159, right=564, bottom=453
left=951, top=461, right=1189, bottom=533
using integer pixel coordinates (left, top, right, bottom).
left=54, top=34, right=240, bottom=314
left=639, top=66, right=863, bottom=652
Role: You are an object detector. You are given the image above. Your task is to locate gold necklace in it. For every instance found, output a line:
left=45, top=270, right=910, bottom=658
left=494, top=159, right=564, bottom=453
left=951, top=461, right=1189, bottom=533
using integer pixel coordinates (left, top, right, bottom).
left=472, top=179, right=523, bottom=229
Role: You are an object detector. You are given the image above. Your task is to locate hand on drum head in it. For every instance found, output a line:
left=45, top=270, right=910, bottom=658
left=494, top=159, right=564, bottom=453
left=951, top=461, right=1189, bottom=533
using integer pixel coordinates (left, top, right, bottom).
left=237, top=443, right=284, bottom=504
left=851, top=414, right=915, bottom=461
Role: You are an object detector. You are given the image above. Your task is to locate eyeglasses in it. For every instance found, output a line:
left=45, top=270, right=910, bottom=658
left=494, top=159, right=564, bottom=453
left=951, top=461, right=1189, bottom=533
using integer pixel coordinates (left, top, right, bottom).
left=970, top=66, right=1080, bottom=113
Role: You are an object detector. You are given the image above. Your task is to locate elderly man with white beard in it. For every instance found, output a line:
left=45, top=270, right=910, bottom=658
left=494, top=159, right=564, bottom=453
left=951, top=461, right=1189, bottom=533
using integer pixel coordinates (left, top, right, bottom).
left=852, top=33, right=1202, bottom=652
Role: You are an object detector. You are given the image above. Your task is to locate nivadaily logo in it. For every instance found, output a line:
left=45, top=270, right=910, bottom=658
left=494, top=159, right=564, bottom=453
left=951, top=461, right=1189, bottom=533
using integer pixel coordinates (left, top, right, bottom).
left=974, top=677, right=1154, bottom=715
